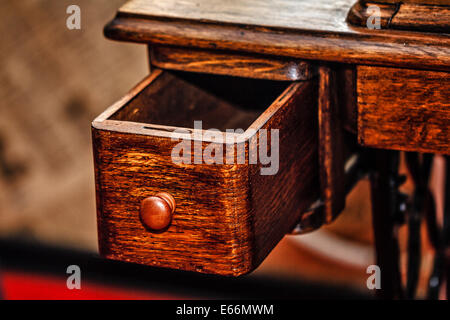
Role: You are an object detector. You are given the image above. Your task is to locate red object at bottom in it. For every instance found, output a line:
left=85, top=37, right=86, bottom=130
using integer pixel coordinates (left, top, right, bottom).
left=1, top=271, right=181, bottom=300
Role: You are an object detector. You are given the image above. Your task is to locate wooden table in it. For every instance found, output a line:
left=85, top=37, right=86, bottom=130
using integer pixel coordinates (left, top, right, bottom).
left=92, top=0, right=449, bottom=299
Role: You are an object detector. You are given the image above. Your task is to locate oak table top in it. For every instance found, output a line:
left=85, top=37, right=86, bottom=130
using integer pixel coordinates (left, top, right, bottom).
left=105, top=0, right=450, bottom=71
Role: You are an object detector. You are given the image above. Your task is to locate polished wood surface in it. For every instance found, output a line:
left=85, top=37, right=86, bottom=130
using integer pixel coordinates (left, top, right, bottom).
left=93, top=69, right=319, bottom=275
left=372, top=0, right=449, bottom=4
left=348, top=0, right=450, bottom=33
left=104, top=0, right=450, bottom=71
left=392, top=4, right=450, bottom=32
left=149, top=46, right=314, bottom=81
left=357, top=66, right=450, bottom=155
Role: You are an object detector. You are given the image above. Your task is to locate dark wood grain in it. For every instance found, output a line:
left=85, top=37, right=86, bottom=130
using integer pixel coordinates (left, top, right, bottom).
left=248, top=79, right=319, bottom=265
left=104, top=0, right=450, bottom=71
left=149, top=46, right=314, bottom=81
left=358, top=66, right=450, bottom=155
left=318, top=66, right=346, bottom=223
left=93, top=70, right=319, bottom=275
left=348, top=0, right=450, bottom=33
left=391, top=4, right=450, bottom=33
left=369, top=0, right=449, bottom=5
left=346, top=1, right=397, bottom=30
left=93, top=128, right=253, bottom=275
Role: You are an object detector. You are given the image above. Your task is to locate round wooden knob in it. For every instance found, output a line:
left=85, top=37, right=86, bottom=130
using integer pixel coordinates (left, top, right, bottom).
left=140, top=192, right=176, bottom=231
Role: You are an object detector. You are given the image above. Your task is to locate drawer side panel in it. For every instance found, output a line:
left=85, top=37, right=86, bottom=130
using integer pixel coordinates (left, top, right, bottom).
left=249, top=80, right=320, bottom=266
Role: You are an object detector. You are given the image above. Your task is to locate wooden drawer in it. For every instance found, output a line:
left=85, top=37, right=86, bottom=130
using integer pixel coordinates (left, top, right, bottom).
left=357, top=66, right=450, bottom=154
left=92, top=69, right=319, bottom=276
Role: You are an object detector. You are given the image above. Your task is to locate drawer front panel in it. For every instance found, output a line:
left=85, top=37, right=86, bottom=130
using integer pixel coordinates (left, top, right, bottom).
left=93, top=129, right=252, bottom=275
left=358, top=66, right=450, bottom=154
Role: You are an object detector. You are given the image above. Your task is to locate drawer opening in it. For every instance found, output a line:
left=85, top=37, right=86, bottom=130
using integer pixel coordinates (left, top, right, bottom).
left=110, top=70, right=291, bottom=132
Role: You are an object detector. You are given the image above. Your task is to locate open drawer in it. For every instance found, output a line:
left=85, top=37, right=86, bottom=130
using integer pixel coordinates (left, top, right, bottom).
left=92, top=69, right=319, bottom=276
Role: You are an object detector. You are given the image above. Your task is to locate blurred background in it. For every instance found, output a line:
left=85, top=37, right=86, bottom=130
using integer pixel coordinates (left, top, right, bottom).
left=0, top=0, right=440, bottom=299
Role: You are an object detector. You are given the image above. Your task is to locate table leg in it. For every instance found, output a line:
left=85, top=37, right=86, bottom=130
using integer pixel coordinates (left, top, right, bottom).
left=445, top=156, right=449, bottom=300
left=369, top=149, right=403, bottom=299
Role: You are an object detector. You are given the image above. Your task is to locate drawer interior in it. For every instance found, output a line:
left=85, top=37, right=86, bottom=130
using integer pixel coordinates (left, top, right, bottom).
left=110, top=70, right=291, bottom=131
